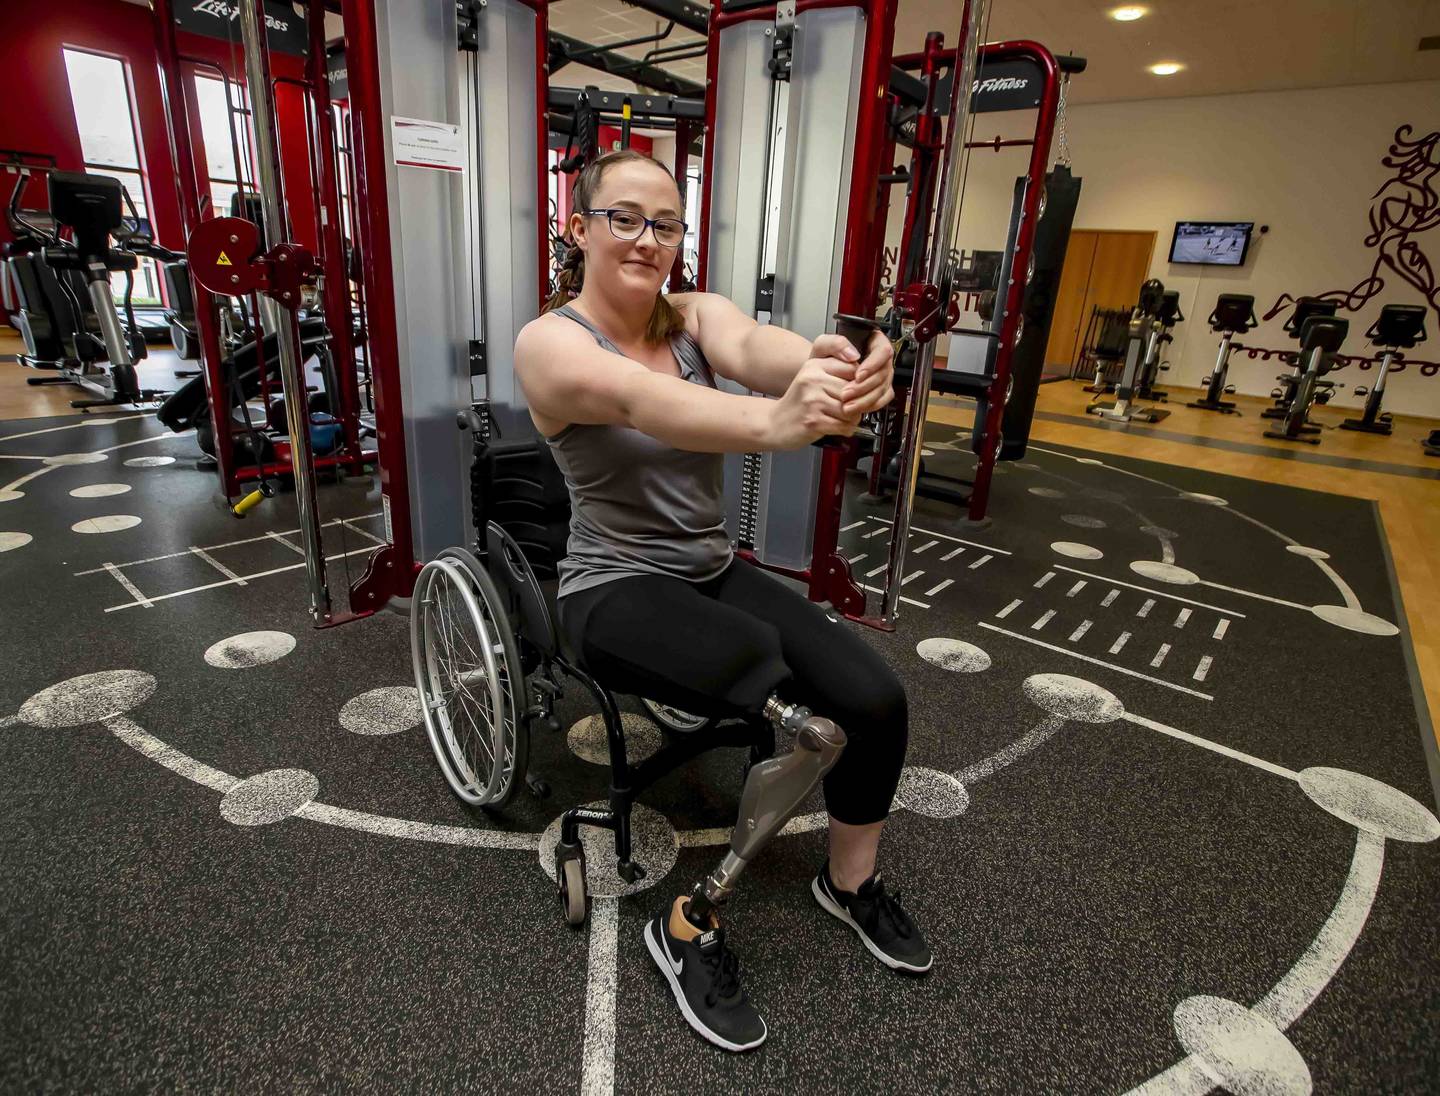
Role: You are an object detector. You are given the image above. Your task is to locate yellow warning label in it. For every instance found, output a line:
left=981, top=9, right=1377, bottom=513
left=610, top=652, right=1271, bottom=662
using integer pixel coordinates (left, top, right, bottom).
left=216, top=251, right=233, bottom=266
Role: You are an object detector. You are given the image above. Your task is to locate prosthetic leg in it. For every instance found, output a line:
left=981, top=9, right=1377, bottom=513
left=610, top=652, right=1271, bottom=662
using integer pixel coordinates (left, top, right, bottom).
left=681, top=696, right=847, bottom=928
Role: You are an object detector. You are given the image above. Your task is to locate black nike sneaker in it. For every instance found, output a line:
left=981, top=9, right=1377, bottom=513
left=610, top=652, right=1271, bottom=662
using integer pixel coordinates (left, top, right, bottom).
left=644, top=899, right=767, bottom=1052
left=812, top=861, right=933, bottom=974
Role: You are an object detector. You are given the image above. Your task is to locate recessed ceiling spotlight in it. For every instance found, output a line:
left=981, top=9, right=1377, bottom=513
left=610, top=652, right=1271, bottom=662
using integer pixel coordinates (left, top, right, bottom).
left=1148, top=61, right=1183, bottom=76
left=1109, top=6, right=1148, bottom=20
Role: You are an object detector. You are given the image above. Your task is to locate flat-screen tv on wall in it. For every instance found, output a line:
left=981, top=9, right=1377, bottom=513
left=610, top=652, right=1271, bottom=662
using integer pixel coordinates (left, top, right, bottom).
left=1169, top=221, right=1254, bottom=266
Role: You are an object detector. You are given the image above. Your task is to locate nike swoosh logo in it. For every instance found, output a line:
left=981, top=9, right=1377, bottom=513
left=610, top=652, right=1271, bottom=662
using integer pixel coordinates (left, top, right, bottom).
left=660, top=929, right=684, bottom=976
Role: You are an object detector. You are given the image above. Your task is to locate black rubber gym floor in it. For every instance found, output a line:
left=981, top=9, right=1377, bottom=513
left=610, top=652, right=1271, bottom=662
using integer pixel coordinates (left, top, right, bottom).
left=2, top=412, right=1437, bottom=1093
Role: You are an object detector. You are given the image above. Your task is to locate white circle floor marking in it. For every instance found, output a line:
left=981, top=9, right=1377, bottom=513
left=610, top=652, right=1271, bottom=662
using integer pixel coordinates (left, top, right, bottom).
left=43, top=452, right=107, bottom=466
left=203, top=631, right=297, bottom=669
left=1130, top=560, right=1201, bottom=586
left=0, top=531, right=33, bottom=552
left=0, top=490, right=23, bottom=503
left=1286, top=545, right=1330, bottom=560
left=220, top=768, right=321, bottom=826
left=1051, top=541, right=1104, bottom=560
left=916, top=637, right=992, bottom=673
left=69, top=483, right=132, bottom=499
left=1173, top=996, right=1312, bottom=1095
left=71, top=514, right=142, bottom=534
left=1029, top=486, right=1066, bottom=499
left=339, top=687, right=423, bottom=736
left=1181, top=491, right=1229, bottom=506
left=124, top=456, right=176, bottom=468
left=1022, top=673, right=1124, bottom=723
left=1061, top=514, right=1108, bottom=529
left=538, top=801, right=677, bottom=896
left=1309, top=605, right=1399, bottom=636
left=19, top=670, right=158, bottom=728
left=1296, top=767, right=1440, bottom=842
left=893, top=766, right=970, bottom=818
left=567, top=712, right=662, bottom=766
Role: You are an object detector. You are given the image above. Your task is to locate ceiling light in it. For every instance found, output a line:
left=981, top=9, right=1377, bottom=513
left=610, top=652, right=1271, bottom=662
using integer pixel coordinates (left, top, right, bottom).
left=1109, top=6, right=1147, bottom=20
left=1148, top=61, right=1183, bottom=76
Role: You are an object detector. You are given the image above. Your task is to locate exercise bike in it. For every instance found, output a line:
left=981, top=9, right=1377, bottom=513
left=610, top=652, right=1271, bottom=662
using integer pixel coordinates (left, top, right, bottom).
left=1262, top=296, right=1338, bottom=422
left=1340, top=304, right=1428, bottom=436
left=1262, top=313, right=1349, bottom=444
left=1086, top=278, right=1172, bottom=424
left=1188, top=293, right=1257, bottom=414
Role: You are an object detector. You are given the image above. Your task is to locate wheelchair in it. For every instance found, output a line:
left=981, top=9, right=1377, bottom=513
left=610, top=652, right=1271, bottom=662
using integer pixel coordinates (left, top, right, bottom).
left=409, top=421, right=847, bottom=928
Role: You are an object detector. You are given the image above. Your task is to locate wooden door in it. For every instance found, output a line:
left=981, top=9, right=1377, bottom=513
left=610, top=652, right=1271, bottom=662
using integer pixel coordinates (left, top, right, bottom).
left=1044, top=229, right=1156, bottom=372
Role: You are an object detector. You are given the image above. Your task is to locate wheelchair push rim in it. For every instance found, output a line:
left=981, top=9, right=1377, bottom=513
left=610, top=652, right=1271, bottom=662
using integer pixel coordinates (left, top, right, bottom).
left=410, top=555, right=525, bottom=806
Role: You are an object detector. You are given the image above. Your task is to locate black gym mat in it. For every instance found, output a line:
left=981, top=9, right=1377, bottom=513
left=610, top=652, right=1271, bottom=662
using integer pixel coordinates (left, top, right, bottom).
left=2, top=414, right=1437, bottom=1093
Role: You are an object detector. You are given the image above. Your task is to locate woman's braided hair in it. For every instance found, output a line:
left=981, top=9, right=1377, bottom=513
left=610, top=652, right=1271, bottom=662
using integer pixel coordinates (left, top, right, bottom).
left=543, top=149, right=687, bottom=346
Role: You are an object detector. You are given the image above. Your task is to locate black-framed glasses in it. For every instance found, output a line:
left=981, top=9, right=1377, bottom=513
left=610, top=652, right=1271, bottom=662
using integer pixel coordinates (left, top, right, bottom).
left=583, top=208, right=687, bottom=248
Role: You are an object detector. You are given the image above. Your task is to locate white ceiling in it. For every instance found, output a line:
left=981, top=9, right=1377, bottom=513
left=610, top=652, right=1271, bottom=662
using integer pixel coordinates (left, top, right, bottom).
left=549, top=0, right=1440, bottom=103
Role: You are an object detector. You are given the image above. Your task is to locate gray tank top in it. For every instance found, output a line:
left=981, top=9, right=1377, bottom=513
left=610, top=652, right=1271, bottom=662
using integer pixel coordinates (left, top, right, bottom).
left=545, top=304, right=733, bottom=599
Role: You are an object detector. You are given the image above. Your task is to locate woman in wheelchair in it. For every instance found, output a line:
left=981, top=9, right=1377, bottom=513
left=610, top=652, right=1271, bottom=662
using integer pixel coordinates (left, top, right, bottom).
left=514, top=150, right=930, bottom=1052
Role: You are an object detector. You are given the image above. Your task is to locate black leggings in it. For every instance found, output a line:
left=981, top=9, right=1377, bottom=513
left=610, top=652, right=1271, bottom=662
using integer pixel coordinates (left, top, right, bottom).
left=558, top=560, right=907, bottom=826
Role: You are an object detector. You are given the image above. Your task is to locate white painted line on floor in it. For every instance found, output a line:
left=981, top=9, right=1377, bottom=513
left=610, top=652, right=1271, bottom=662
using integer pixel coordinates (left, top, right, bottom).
left=866, top=516, right=1012, bottom=554
left=913, top=539, right=939, bottom=555
left=1200, top=579, right=1308, bottom=611
left=1136, top=598, right=1155, bottom=618
left=1174, top=607, right=1192, bottom=629
left=678, top=810, right=835, bottom=845
left=941, top=546, right=966, bottom=561
left=860, top=584, right=929, bottom=610
left=103, top=563, right=153, bottom=609
left=968, top=554, right=993, bottom=570
left=0, top=714, right=16, bottom=730
left=0, top=453, right=47, bottom=462
left=1069, top=620, right=1092, bottom=642
left=1102, top=588, right=1120, bottom=607
left=1052, top=565, right=1246, bottom=617
left=1311, top=558, right=1362, bottom=611
left=848, top=553, right=867, bottom=565
left=1214, top=619, right=1230, bottom=640
left=1, top=465, right=56, bottom=494
left=580, top=898, right=620, bottom=1096
left=996, top=598, right=1023, bottom=619
left=190, top=546, right=246, bottom=585
left=340, top=520, right=387, bottom=546
left=299, top=801, right=542, bottom=850
left=1031, top=610, right=1055, bottom=631
left=0, top=414, right=148, bottom=443
left=1129, top=831, right=1385, bottom=1096
left=1110, top=631, right=1131, bottom=654
left=73, top=513, right=384, bottom=575
left=107, top=716, right=238, bottom=792
left=901, top=570, right=924, bottom=586
left=1150, top=643, right=1171, bottom=668
left=865, top=563, right=888, bottom=578
left=956, top=715, right=1068, bottom=786
left=105, top=547, right=373, bottom=612
left=1194, top=656, right=1212, bottom=682
left=96, top=433, right=188, bottom=455
left=978, top=624, right=1214, bottom=701
left=863, top=527, right=888, bottom=539
left=841, top=520, right=866, bottom=532
left=925, top=578, right=954, bottom=597
left=1066, top=580, right=1087, bottom=598
left=1120, top=712, right=1294, bottom=778
left=267, top=531, right=306, bottom=556
left=1034, top=571, right=1055, bottom=589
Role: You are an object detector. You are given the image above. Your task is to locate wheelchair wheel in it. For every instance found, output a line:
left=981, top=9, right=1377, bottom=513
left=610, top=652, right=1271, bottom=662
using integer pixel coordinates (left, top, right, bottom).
left=640, top=697, right=713, bottom=735
left=410, top=549, right=527, bottom=807
left=558, top=854, right=588, bottom=927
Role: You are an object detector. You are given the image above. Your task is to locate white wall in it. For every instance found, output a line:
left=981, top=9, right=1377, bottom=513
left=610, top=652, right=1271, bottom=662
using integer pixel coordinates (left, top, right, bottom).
left=889, top=79, right=1440, bottom=417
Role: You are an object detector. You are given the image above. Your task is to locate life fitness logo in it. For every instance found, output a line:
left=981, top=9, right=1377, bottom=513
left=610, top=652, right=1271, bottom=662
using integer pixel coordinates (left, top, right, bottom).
left=193, top=0, right=292, bottom=32
left=972, top=76, right=1030, bottom=94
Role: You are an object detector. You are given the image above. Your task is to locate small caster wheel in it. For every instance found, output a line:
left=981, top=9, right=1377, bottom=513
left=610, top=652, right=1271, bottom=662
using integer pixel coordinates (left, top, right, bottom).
left=617, top=860, right=646, bottom=884
left=557, top=852, right=588, bottom=927
left=527, top=774, right=551, bottom=800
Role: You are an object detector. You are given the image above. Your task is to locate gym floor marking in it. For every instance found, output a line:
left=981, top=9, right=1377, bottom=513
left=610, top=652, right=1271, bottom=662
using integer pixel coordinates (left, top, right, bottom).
left=190, top=546, right=246, bottom=584
left=1052, top=565, right=1247, bottom=617
left=1035, top=571, right=1056, bottom=589
left=1194, top=655, right=1213, bottom=682
left=978, top=622, right=1216, bottom=701
left=996, top=598, right=1022, bottom=619
left=848, top=552, right=866, bottom=564
left=925, top=578, right=953, bottom=597
left=1066, top=580, right=1087, bottom=597
left=1031, top=610, right=1055, bottom=631
left=941, top=546, right=966, bottom=561
left=1151, top=643, right=1171, bottom=669
left=1214, top=619, right=1231, bottom=640
left=1137, top=598, right=1155, bottom=619
left=901, top=570, right=924, bottom=586
left=1069, top=620, right=1092, bottom=642
left=1174, top=608, right=1192, bottom=629
left=841, top=521, right=866, bottom=532
left=913, top=539, right=939, bottom=555
left=863, top=516, right=1012, bottom=555
left=1110, top=631, right=1132, bottom=655
left=267, top=531, right=306, bottom=555
left=1102, top=588, right=1120, bottom=607
left=104, top=547, right=375, bottom=612
left=968, top=553, right=994, bottom=570
left=859, top=583, right=929, bottom=610
left=103, top=563, right=153, bottom=609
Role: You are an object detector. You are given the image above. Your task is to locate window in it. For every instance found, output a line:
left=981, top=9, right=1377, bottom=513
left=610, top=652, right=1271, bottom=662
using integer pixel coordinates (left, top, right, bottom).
left=62, top=48, right=160, bottom=306
left=194, top=73, right=253, bottom=219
